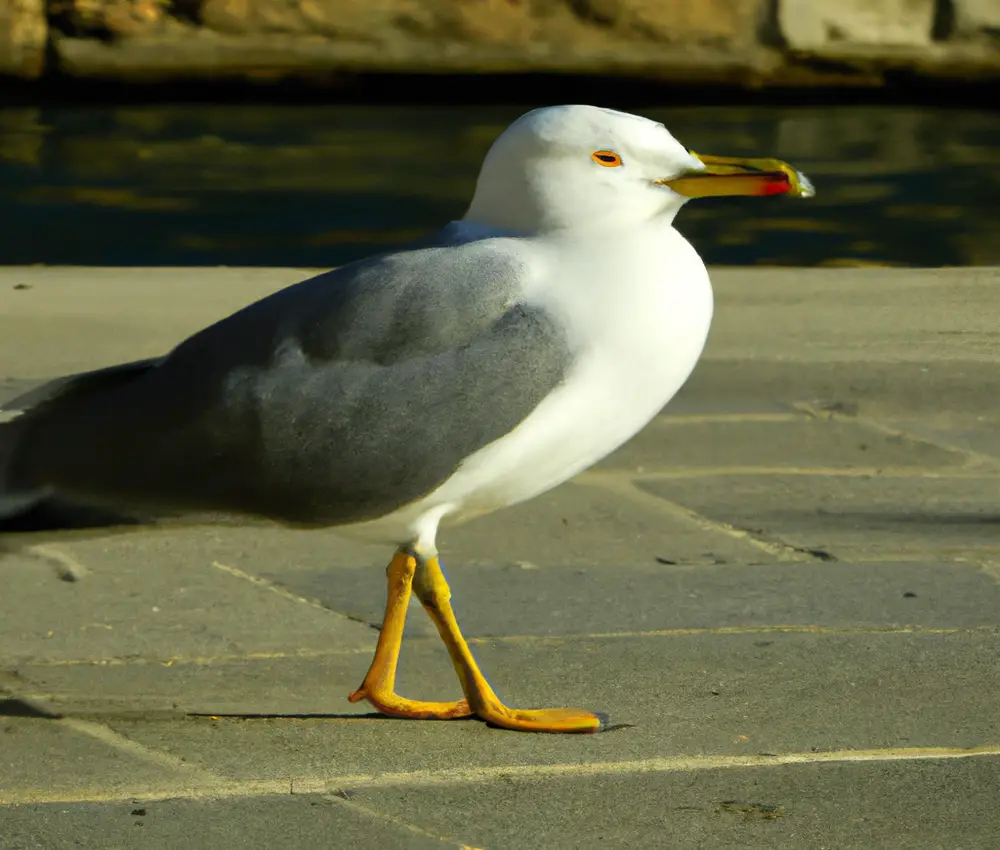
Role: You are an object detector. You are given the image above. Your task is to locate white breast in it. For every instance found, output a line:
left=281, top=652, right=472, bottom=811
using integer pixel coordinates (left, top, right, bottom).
left=359, top=223, right=714, bottom=545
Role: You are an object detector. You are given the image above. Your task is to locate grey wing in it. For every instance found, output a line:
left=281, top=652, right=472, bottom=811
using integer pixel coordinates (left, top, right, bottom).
left=1, top=358, right=162, bottom=415
left=8, top=233, right=573, bottom=525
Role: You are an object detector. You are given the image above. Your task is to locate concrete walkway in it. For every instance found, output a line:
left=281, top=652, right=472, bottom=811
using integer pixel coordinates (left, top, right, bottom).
left=2, top=267, right=999, bottom=849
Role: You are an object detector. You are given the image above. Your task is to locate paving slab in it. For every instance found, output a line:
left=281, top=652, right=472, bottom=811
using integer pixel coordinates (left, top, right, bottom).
left=0, top=267, right=306, bottom=380
left=0, top=525, right=377, bottom=664
left=707, top=267, right=1000, bottom=366
left=4, top=268, right=1000, bottom=421
left=260, top=559, right=1000, bottom=641
left=682, top=358, right=1000, bottom=418
left=0, top=795, right=449, bottom=850
left=887, top=416, right=1000, bottom=460
left=3, top=266, right=1000, bottom=846
left=436, top=479, right=785, bottom=569
left=353, top=756, right=1000, bottom=850
left=8, top=630, right=998, bottom=784
left=597, top=413, right=967, bottom=473
left=0, top=712, right=199, bottom=804
left=3, top=267, right=999, bottom=375
left=639, top=475, right=1000, bottom=561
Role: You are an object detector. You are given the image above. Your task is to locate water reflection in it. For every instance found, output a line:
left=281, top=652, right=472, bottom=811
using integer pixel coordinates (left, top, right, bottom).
left=0, top=104, right=997, bottom=267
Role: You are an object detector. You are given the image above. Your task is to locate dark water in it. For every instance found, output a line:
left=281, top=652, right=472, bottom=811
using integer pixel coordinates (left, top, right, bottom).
left=0, top=104, right=997, bottom=268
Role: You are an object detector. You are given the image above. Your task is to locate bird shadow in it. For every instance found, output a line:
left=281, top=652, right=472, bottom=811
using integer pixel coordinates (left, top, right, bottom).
left=185, top=711, right=635, bottom=732
left=186, top=711, right=476, bottom=723
left=0, top=697, right=634, bottom=732
left=0, top=696, right=60, bottom=718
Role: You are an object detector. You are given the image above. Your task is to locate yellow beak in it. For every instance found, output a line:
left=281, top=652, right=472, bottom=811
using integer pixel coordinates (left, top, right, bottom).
left=661, top=152, right=815, bottom=199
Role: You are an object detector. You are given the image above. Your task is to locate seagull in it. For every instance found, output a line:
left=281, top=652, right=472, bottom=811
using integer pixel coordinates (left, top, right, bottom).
left=0, top=105, right=813, bottom=733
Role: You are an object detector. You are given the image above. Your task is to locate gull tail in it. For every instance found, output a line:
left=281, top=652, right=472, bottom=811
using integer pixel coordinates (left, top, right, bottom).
left=0, top=357, right=162, bottom=519
left=0, top=419, right=44, bottom=518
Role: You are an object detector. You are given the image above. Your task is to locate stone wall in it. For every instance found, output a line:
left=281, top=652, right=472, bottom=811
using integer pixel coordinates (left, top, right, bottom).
left=2, top=0, right=998, bottom=84
left=0, top=0, right=47, bottom=78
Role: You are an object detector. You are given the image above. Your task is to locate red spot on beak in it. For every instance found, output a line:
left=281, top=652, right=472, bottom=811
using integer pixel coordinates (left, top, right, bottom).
left=760, top=174, right=792, bottom=196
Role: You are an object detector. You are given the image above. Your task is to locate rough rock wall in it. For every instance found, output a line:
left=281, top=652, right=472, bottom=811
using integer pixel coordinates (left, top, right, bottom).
left=0, top=0, right=48, bottom=77
left=2, top=0, right=999, bottom=84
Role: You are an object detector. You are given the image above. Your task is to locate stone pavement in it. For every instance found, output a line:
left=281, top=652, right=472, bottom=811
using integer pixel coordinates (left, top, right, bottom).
left=1, top=266, right=1000, bottom=848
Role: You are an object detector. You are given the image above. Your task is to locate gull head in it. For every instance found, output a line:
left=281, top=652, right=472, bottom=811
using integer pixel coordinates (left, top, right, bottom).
left=463, top=104, right=814, bottom=235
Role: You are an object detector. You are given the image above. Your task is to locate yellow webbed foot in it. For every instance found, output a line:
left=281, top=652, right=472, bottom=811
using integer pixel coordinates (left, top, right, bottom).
left=349, top=549, right=472, bottom=721
left=413, top=555, right=605, bottom=734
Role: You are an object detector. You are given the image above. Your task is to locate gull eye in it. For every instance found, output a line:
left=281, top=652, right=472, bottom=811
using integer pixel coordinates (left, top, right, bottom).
left=591, top=150, right=623, bottom=167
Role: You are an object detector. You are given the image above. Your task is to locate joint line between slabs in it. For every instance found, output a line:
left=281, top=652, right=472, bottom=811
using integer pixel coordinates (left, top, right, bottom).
left=574, top=476, right=805, bottom=560
left=474, top=624, right=990, bottom=642
left=3, top=746, right=1000, bottom=806
left=655, top=413, right=806, bottom=424
left=320, top=745, right=1000, bottom=791
left=15, top=623, right=993, bottom=670
left=964, top=556, right=1000, bottom=587
left=325, top=793, right=485, bottom=849
left=9, top=644, right=375, bottom=668
left=2, top=671, right=220, bottom=784
left=56, top=717, right=223, bottom=784
left=793, top=401, right=1000, bottom=470
left=210, top=560, right=363, bottom=625
left=624, top=466, right=994, bottom=480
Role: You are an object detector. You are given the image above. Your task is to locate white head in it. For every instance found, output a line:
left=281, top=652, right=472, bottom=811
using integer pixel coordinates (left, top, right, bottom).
left=463, top=104, right=814, bottom=235
left=464, top=105, right=698, bottom=234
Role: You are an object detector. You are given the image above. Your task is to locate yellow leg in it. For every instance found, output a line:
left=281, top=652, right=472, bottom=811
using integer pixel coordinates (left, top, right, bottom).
left=348, top=549, right=472, bottom=720
left=413, top=555, right=605, bottom=733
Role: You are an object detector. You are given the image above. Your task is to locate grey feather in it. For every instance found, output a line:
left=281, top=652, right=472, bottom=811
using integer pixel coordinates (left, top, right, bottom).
left=7, top=228, right=573, bottom=526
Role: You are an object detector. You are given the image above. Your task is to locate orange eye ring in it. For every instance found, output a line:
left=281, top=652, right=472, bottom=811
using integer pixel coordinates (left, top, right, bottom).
left=591, top=150, right=623, bottom=167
